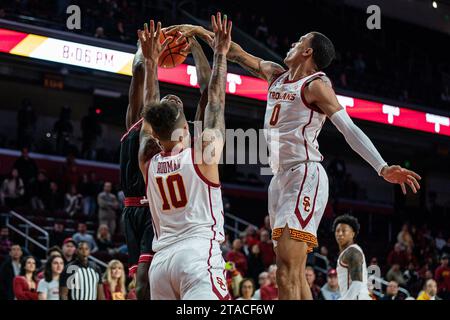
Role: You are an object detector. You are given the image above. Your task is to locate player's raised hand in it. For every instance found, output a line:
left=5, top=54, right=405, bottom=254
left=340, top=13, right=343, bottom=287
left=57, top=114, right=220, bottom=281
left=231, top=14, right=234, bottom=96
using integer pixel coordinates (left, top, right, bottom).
left=137, top=20, right=172, bottom=62
left=380, top=165, right=421, bottom=194
left=211, top=12, right=232, bottom=55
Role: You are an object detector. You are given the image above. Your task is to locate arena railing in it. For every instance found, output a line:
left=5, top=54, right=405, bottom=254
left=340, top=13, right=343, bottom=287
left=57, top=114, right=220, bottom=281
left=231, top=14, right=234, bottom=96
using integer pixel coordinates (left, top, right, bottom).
left=224, top=212, right=259, bottom=239
left=5, top=210, right=49, bottom=254
left=2, top=210, right=108, bottom=269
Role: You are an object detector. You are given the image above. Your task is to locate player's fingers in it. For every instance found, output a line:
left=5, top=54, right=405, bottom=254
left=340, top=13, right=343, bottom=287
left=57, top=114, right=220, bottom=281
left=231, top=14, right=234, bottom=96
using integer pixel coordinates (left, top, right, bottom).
left=407, top=175, right=420, bottom=190
left=223, top=15, right=227, bottom=35
left=174, top=31, right=184, bottom=44
left=180, top=43, right=191, bottom=55
left=406, top=179, right=417, bottom=193
left=400, top=183, right=406, bottom=195
left=406, top=170, right=422, bottom=180
left=217, top=12, right=222, bottom=31
left=149, top=20, right=155, bottom=38
left=211, top=15, right=217, bottom=32
left=161, top=36, right=173, bottom=51
left=156, top=21, right=162, bottom=39
left=228, top=20, right=232, bottom=37
left=144, top=22, right=149, bottom=39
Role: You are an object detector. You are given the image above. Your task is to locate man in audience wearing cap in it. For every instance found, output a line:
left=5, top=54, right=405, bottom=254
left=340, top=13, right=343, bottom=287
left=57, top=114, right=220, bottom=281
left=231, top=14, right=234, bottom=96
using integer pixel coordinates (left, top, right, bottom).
left=319, top=269, right=341, bottom=300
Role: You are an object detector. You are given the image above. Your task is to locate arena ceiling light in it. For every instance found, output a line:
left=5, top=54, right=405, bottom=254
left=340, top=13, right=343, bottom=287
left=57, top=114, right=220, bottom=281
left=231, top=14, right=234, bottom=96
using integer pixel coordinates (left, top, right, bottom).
left=0, top=27, right=449, bottom=138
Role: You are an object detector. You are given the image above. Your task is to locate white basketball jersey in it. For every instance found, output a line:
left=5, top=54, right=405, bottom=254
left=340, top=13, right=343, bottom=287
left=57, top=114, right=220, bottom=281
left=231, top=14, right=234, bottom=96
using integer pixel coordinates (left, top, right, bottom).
left=146, top=148, right=225, bottom=252
left=336, top=244, right=371, bottom=300
left=264, top=71, right=330, bottom=173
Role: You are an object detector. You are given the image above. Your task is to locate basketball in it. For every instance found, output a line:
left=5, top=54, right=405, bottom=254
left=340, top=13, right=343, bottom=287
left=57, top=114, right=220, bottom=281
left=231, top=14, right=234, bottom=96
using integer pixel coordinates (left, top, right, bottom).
left=158, top=29, right=188, bottom=68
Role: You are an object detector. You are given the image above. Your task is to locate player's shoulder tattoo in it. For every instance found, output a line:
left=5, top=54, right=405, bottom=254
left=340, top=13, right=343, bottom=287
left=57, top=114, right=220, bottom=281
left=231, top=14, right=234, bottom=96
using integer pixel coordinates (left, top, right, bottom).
left=342, top=247, right=364, bottom=281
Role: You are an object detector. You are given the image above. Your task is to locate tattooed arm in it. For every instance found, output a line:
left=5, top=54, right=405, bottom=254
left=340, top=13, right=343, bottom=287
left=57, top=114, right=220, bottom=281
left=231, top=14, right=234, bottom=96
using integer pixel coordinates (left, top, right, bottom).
left=190, top=37, right=211, bottom=122
left=166, top=24, right=285, bottom=83
left=339, top=247, right=365, bottom=300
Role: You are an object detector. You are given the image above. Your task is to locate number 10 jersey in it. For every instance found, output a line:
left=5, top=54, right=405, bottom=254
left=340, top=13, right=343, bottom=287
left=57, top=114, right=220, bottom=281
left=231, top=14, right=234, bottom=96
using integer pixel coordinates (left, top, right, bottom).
left=146, top=147, right=225, bottom=252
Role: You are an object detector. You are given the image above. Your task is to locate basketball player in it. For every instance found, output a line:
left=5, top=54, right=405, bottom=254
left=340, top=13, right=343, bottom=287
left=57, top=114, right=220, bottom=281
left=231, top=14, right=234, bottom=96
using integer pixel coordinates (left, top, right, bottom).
left=137, top=13, right=231, bottom=300
left=333, top=214, right=372, bottom=300
left=120, top=23, right=211, bottom=299
left=168, top=23, right=422, bottom=300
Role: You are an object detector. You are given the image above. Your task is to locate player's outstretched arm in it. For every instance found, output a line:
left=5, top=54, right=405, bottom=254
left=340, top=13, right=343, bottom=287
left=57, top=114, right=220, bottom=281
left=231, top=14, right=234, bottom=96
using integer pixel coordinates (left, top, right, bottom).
left=125, top=43, right=145, bottom=130
left=200, top=12, right=231, bottom=172
left=339, top=247, right=364, bottom=300
left=166, top=24, right=285, bottom=83
left=305, top=79, right=421, bottom=194
left=138, top=20, right=173, bottom=108
left=189, top=36, right=211, bottom=122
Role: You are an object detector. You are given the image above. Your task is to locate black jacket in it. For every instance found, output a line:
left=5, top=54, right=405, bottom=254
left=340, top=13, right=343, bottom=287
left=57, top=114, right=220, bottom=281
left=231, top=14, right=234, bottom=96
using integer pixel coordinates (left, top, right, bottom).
left=0, top=257, right=18, bottom=300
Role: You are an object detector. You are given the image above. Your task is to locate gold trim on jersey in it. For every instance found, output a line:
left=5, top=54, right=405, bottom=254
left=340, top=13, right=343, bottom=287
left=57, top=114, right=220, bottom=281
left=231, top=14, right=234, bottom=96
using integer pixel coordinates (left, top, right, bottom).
left=272, top=228, right=318, bottom=253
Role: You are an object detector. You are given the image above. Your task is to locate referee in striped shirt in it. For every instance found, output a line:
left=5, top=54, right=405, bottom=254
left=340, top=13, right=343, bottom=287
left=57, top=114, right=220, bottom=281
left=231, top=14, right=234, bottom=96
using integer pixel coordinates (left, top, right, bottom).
left=60, top=241, right=105, bottom=300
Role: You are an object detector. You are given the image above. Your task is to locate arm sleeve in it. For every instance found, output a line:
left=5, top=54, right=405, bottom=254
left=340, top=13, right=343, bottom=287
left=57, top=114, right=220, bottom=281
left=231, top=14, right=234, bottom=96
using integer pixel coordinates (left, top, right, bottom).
left=330, top=109, right=387, bottom=175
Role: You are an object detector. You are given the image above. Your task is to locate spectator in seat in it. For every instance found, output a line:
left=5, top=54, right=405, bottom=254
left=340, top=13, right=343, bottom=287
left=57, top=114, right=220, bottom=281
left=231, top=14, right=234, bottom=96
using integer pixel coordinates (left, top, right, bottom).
left=48, top=181, right=64, bottom=212
left=13, top=147, right=38, bottom=188
left=64, top=184, right=83, bottom=217
left=37, top=255, right=64, bottom=300
left=387, top=243, right=408, bottom=269
left=247, top=244, right=265, bottom=285
left=253, top=271, right=270, bottom=300
left=97, top=224, right=115, bottom=253
left=245, top=226, right=259, bottom=248
left=53, top=105, right=73, bottom=155
left=102, top=259, right=126, bottom=300
left=49, top=221, right=66, bottom=247
left=62, top=154, right=79, bottom=187
left=258, top=229, right=275, bottom=268
left=78, top=173, right=97, bottom=217
left=73, top=223, right=98, bottom=252
left=381, top=281, right=402, bottom=300
left=61, top=238, right=77, bottom=264
left=0, top=168, right=25, bottom=207
left=260, top=265, right=278, bottom=300
left=0, top=244, right=23, bottom=300
left=226, top=239, right=248, bottom=276
left=16, top=99, right=37, bottom=150
left=29, top=170, right=50, bottom=211
left=13, top=256, right=38, bottom=300
left=417, top=279, right=441, bottom=300
left=386, top=264, right=406, bottom=286
left=60, top=241, right=104, bottom=300
left=126, top=276, right=137, bottom=300
left=403, top=262, right=420, bottom=294
left=435, top=232, right=446, bottom=253
left=397, top=224, right=414, bottom=251
left=237, top=278, right=256, bottom=300
left=319, top=269, right=341, bottom=300
left=305, top=266, right=321, bottom=300
left=97, top=182, right=119, bottom=235
left=0, top=227, right=12, bottom=255
left=81, top=106, right=102, bottom=160
left=225, top=261, right=243, bottom=298
left=260, top=215, right=271, bottom=235
left=434, top=254, right=450, bottom=300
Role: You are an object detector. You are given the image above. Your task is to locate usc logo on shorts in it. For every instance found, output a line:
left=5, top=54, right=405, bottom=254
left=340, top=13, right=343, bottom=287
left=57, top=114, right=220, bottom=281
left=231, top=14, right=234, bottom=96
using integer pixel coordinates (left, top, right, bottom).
left=303, top=196, right=311, bottom=212
left=216, top=277, right=227, bottom=291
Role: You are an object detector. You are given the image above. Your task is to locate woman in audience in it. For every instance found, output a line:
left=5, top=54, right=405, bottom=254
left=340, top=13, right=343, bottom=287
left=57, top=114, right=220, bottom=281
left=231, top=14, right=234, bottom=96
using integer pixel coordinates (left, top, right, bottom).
left=13, top=255, right=38, bottom=300
left=237, top=278, right=256, bottom=300
left=0, top=168, right=25, bottom=207
left=97, top=224, right=115, bottom=253
left=102, top=259, right=126, bottom=300
left=37, top=255, right=64, bottom=300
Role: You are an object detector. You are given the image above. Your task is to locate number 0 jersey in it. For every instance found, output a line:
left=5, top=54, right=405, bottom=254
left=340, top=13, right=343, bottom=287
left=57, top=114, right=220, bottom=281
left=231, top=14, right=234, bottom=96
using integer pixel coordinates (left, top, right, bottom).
left=264, top=71, right=331, bottom=173
left=145, top=148, right=225, bottom=252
